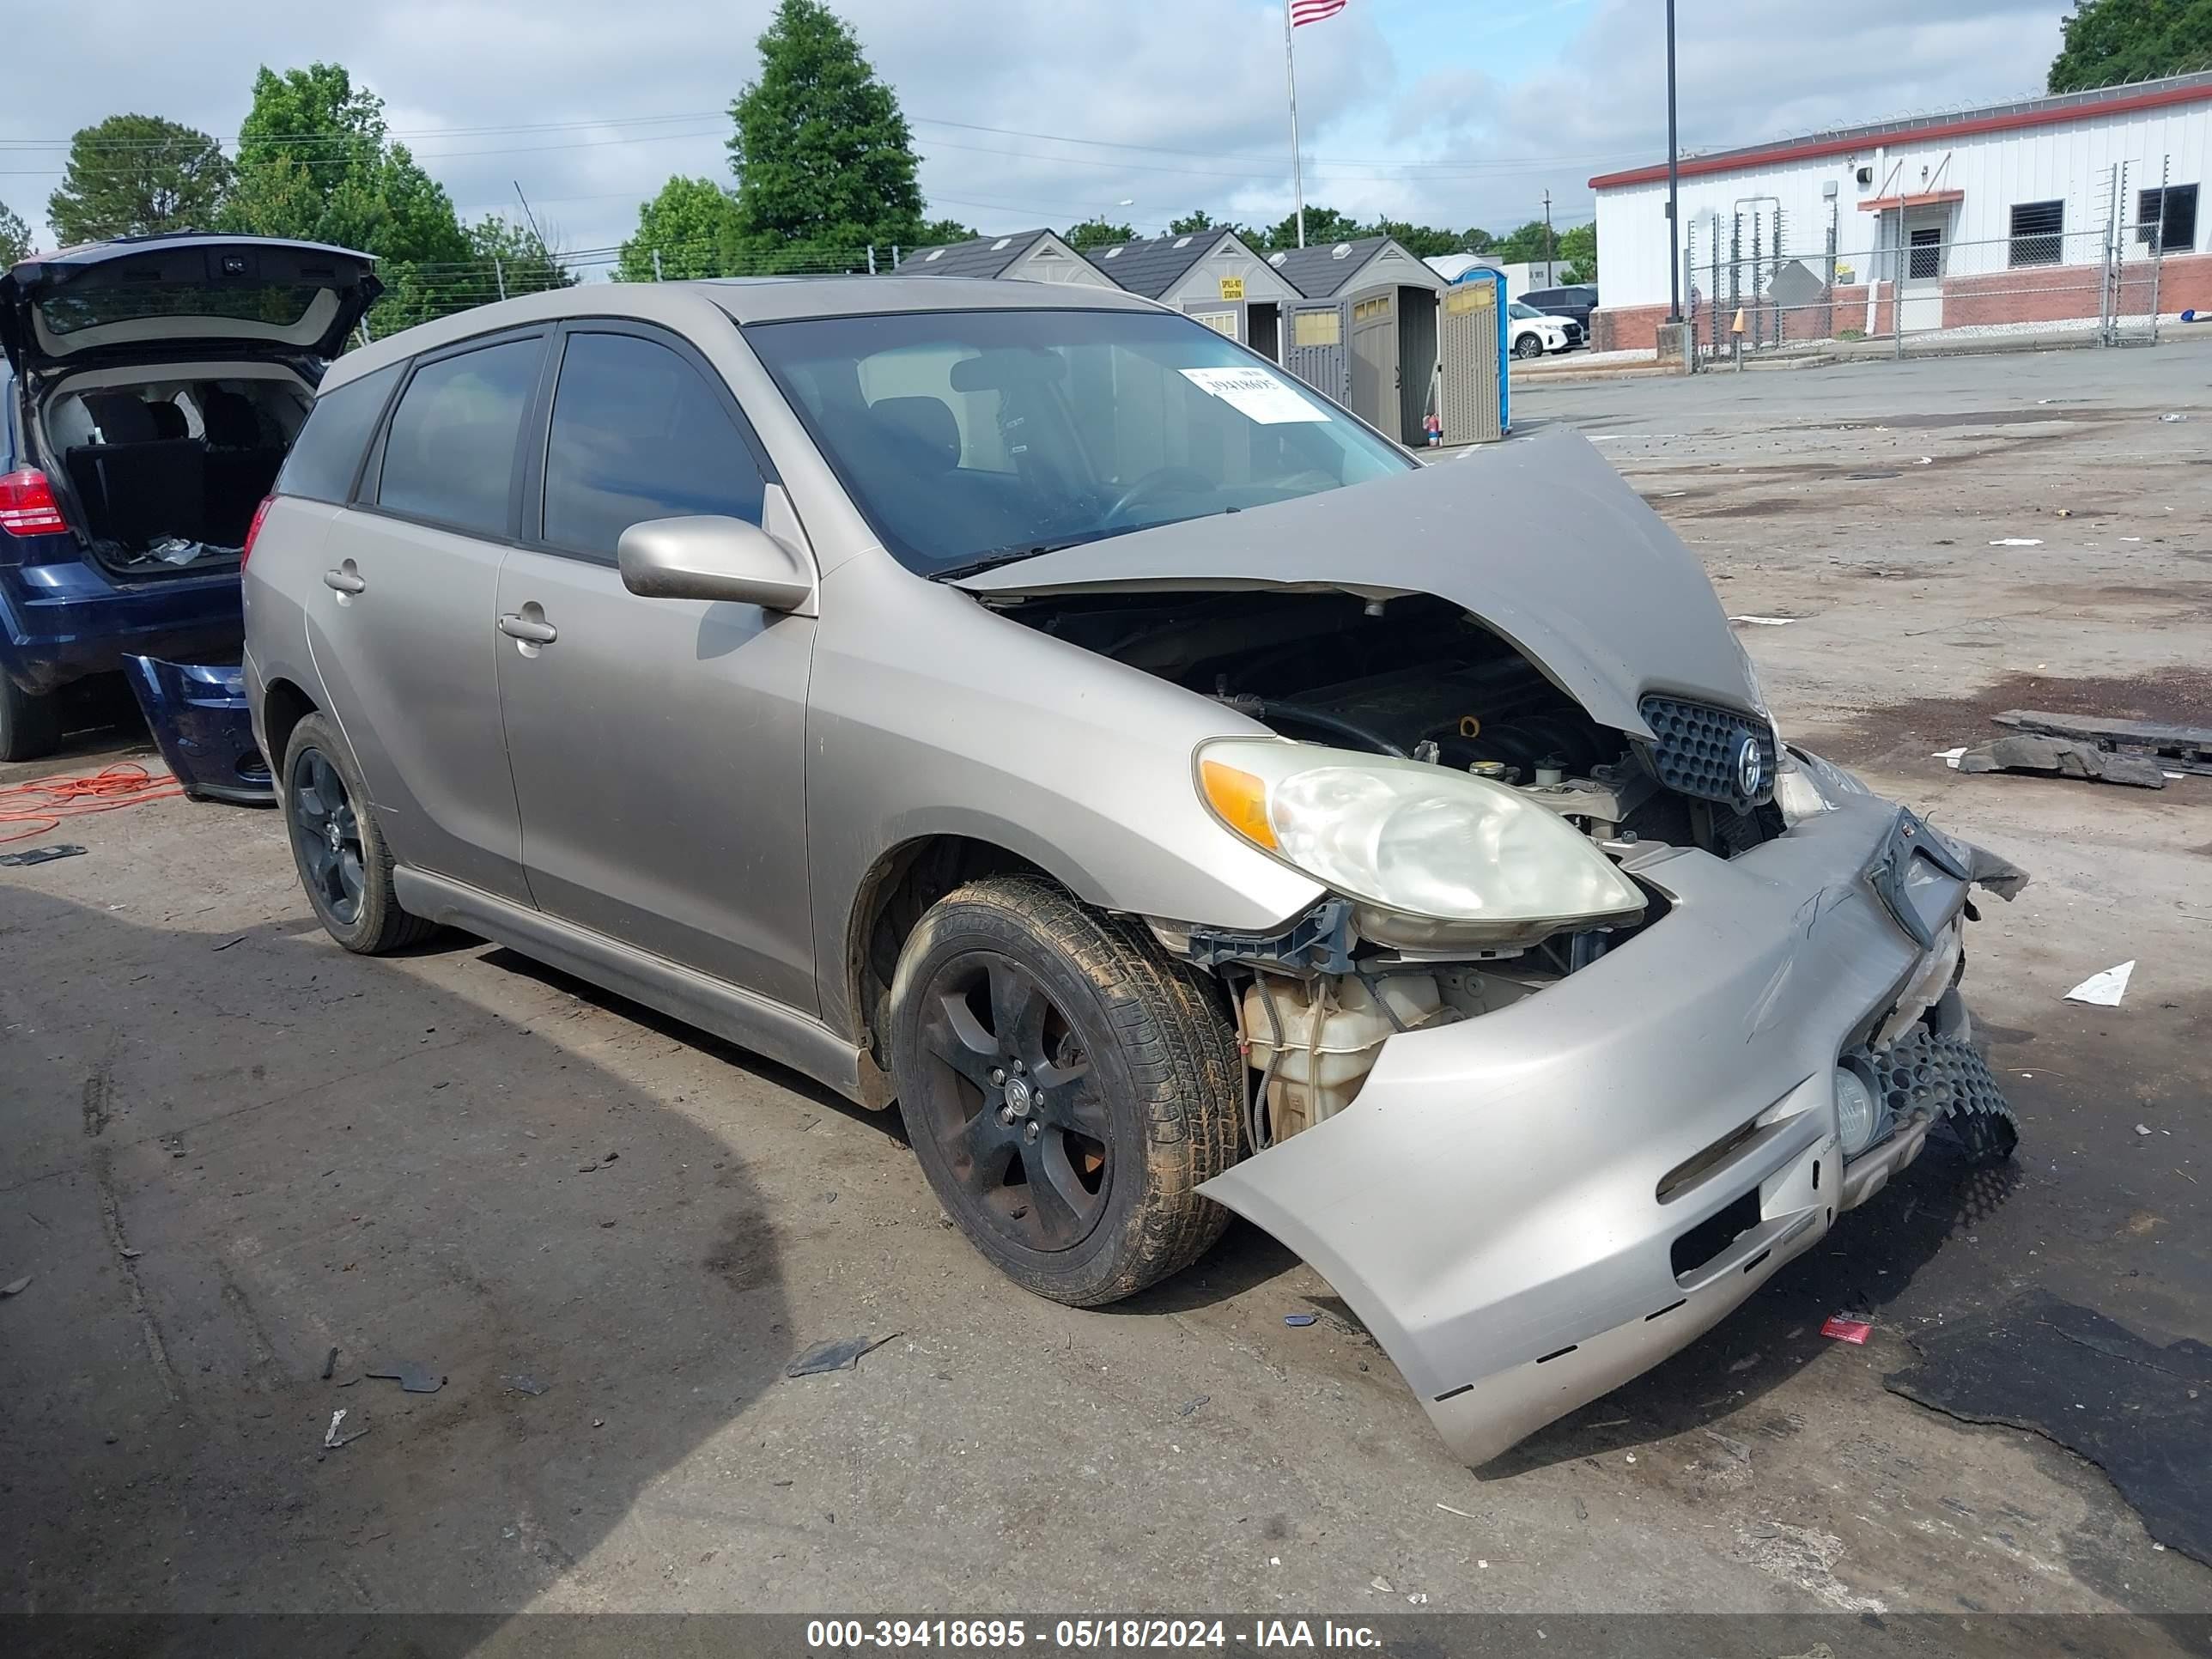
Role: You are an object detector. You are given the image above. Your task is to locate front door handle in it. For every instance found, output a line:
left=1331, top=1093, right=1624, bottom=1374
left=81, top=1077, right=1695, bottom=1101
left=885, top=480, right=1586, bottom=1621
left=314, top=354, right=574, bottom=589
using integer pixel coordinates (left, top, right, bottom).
left=498, top=612, right=558, bottom=645
left=323, top=568, right=367, bottom=595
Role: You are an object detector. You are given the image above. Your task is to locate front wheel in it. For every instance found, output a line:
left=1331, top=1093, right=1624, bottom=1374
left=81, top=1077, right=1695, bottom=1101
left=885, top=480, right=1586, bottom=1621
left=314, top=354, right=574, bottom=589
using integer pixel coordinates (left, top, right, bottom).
left=888, top=875, right=1242, bottom=1307
left=1512, top=333, right=1544, bottom=361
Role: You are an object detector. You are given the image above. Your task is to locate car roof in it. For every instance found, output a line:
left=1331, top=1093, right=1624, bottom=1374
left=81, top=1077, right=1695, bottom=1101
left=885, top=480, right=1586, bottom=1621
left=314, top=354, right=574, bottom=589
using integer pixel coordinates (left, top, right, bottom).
left=318, top=276, right=1168, bottom=393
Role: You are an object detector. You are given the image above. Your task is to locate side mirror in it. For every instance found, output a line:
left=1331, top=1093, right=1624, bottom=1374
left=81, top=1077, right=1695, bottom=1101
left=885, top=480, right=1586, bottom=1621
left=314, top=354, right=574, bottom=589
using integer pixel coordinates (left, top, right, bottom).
left=617, top=515, right=813, bottom=611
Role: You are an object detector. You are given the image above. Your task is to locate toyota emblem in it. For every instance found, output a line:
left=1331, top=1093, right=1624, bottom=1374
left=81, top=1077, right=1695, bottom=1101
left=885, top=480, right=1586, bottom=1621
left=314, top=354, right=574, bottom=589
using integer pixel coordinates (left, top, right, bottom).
left=1735, top=734, right=1766, bottom=799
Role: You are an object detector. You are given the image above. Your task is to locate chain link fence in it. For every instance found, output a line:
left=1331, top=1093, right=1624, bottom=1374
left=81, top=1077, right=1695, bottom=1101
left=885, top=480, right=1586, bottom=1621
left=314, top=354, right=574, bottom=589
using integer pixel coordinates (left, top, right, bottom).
left=1676, top=167, right=2200, bottom=362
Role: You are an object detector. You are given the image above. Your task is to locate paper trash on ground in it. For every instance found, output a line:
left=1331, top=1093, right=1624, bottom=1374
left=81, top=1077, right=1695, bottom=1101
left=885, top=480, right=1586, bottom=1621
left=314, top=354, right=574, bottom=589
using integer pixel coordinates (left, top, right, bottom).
left=1728, top=616, right=1796, bottom=626
left=1990, top=538, right=2044, bottom=548
left=2064, top=962, right=2135, bottom=1006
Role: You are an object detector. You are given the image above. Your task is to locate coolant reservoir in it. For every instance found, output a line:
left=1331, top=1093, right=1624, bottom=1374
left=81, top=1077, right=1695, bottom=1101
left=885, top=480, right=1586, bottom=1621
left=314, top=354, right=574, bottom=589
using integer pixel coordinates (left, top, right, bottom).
left=1243, top=974, right=1445, bottom=1142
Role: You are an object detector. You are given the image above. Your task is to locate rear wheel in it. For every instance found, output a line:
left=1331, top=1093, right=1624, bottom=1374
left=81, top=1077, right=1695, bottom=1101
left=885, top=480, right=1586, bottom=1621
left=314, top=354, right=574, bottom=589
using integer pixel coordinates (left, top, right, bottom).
left=281, top=713, right=434, bottom=953
left=0, top=677, right=63, bottom=763
left=888, top=875, right=1241, bottom=1307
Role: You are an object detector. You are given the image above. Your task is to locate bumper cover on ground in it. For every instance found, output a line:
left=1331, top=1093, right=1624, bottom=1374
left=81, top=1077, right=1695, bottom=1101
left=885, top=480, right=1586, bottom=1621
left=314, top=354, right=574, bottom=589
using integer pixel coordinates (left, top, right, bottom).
left=121, top=655, right=272, bottom=805
left=1199, top=793, right=2018, bottom=1468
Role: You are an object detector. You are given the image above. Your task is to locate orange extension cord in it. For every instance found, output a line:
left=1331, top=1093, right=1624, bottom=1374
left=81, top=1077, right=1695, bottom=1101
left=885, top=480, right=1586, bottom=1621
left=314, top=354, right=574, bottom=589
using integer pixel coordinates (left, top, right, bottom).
left=0, top=763, right=185, bottom=844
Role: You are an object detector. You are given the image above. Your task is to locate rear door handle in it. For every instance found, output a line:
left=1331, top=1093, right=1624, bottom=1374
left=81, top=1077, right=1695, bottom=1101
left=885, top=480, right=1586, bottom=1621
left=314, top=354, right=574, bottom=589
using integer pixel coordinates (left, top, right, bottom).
left=323, top=568, right=367, bottom=595
left=498, top=613, right=557, bottom=645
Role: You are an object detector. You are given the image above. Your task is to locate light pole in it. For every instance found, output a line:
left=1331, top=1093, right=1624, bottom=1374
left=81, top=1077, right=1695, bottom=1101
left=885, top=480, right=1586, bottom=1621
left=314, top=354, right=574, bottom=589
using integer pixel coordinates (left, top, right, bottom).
left=1666, top=0, right=1681, bottom=322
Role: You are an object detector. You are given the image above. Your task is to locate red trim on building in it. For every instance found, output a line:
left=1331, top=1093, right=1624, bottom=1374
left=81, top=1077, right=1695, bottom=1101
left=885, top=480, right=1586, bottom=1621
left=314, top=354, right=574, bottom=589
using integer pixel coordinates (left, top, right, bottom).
left=1858, top=189, right=1966, bottom=212
left=1589, top=81, right=2212, bottom=191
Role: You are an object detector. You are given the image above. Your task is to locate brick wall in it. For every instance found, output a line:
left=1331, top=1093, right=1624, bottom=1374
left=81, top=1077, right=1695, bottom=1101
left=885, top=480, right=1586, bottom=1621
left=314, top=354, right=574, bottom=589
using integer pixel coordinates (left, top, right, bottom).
left=1942, top=251, right=2212, bottom=327
left=1591, top=303, right=1669, bottom=351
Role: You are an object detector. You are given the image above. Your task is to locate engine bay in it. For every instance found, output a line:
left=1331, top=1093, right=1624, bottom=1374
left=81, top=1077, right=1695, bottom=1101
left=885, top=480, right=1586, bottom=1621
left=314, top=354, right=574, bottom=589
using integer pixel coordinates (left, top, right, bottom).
left=994, top=586, right=1784, bottom=1148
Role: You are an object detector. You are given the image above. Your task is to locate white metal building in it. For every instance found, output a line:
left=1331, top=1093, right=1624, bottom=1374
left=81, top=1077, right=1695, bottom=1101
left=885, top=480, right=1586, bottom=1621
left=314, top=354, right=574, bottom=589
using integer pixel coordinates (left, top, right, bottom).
left=1587, top=71, right=2212, bottom=349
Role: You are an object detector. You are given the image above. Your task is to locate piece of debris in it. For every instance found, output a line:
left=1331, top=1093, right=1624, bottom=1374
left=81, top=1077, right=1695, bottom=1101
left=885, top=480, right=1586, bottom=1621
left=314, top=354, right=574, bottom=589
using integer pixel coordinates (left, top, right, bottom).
left=1370, top=1576, right=1394, bottom=1594
left=2136, top=1125, right=2153, bottom=1137
left=0, top=843, right=87, bottom=867
left=118, top=1247, right=142, bottom=1260
left=1887, top=1289, right=2211, bottom=1564
left=1178, top=1395, right=1210, bottom=1417
left=321, top=1346, right=338, bottom=1380
left=1436, top=1502, right=1479, bottom=1520
left=1991, top=708, right=2212, bottom=778
left=1988, top=538, right=2043, bottom=547
left=1957, top=735, right=2165, bottom=789
left=1916, top=456, right=1934, bottom=465
left=577, top=1162, right=599, bottom=1173
left=2065, top=962, right=2136, bottom=1007
left=1933, top=746, right=1966, bottom=769
left=2160, top=412, right=2189, bottom=422
left=210, top=936, right=246, bottom=952
left=785, top=1334, right=900, bottom=1377
left=322, top=1408, right=369, bottom=1449
left=1283, top=1312, right=1319, bottom=1327
left=1, top=1275, right=30, bottom=1297
left=1728, top=615, right=1796, bottom=626
left=503, top=1373, right=550, bottom=1396
left=366, top=1361, right=446, bottom=1394
left=1820, top=1316, right=1873, bottom=1346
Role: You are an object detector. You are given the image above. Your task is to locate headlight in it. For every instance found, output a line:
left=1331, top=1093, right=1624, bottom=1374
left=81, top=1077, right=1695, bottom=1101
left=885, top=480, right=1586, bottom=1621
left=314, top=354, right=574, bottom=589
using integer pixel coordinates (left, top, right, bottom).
left=1778, top=745, right=1874, bottom=825
left=1197, top=739, right=1647, bottom=948
left=1833, top=1064, right=1881, bottom=1157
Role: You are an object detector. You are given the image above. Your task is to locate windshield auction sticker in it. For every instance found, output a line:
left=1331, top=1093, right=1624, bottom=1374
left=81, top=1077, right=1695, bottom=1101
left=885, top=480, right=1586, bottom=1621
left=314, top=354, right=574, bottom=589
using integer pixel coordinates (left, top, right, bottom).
left=1177, top=367, right=1330, bottom=424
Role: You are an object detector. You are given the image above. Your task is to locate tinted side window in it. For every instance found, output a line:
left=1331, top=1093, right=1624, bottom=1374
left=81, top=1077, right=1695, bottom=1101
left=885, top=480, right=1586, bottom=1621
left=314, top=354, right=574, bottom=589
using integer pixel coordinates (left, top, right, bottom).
left=542, top=331, right=767, bottom=561
left=276, top=360, right=403, bottom=504
left=376, top=338, right=540, bottom=537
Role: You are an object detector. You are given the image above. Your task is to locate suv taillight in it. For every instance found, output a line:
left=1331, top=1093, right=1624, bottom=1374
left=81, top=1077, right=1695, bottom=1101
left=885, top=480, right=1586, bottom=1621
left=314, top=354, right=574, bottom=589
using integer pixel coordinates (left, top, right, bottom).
left=0, top=469, right=68, bottom=537
left=240, top=496, right=275, bottom=567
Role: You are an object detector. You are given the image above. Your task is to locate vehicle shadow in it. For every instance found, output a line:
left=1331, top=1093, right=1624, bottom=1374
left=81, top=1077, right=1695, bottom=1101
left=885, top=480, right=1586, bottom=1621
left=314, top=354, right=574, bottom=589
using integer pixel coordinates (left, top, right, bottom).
left=0, top=885, right=793, bottom=1642
left=1480, top=1144, right=2027, bottom=1478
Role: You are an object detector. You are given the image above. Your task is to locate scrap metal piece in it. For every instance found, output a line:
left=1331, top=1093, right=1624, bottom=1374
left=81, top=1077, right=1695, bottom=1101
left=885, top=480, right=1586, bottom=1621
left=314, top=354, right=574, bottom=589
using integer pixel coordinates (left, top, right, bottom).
left=1993, top=708, right=2212, bottom=776
left=366, top=1361, right=445, bottom=1394
left=784, top=1334, right=898, bottom=1377
left=0, top=843, right=86, bottom=867
left=1958, top=734, right=2166, bottom=790
left=1874, top=1025, right=2020, bottom=1166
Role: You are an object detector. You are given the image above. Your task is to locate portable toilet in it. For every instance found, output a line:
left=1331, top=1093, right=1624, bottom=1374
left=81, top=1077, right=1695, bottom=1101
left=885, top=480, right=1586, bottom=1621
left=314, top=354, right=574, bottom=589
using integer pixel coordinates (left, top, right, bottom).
left=1267, top=236, right=1447, bottom=445
left=1434, top=267, right=1510, bottom=444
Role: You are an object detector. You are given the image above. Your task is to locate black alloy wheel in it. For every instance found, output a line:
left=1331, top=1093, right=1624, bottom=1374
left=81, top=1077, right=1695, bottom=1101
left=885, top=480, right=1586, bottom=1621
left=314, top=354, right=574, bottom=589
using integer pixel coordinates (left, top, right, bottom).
left=289, top=744, right=365, bottom=927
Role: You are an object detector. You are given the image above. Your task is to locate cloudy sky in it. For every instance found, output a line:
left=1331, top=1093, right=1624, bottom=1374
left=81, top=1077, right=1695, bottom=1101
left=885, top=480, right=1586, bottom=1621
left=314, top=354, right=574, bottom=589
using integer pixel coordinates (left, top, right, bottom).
left=1, top=0, right=2069, bottom=268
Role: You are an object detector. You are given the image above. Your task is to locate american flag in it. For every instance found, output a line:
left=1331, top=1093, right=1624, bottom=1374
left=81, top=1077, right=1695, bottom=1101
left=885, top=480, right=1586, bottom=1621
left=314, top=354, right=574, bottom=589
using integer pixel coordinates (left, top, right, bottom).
left=1290, top=0, right=1347, bottom=24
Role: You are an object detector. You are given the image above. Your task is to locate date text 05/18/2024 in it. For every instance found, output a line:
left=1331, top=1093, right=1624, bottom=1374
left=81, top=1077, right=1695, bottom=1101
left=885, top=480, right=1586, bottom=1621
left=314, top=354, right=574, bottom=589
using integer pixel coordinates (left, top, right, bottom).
left=805, top=1620, right=1384, bottom=1650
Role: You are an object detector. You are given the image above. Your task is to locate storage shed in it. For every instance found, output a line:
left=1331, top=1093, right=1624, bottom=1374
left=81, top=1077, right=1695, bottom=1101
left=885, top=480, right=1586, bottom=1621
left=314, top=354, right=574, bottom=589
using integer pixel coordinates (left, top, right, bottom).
left=1089, top=230, right=1304, bottom=360
left=1267, top=236, right=1447, bottom=443
left=898, top=229, right=1118, bottom=288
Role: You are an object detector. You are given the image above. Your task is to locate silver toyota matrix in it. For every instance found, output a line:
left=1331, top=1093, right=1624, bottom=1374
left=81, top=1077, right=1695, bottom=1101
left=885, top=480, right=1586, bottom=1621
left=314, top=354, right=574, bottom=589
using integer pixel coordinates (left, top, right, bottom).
left=244, top=276, right=2027, bottom=1466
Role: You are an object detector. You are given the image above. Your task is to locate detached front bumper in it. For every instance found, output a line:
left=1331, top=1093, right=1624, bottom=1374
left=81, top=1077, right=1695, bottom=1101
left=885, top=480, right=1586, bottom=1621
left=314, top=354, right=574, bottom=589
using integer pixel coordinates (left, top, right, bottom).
left=1199, top=792, right=2021, bottom=1468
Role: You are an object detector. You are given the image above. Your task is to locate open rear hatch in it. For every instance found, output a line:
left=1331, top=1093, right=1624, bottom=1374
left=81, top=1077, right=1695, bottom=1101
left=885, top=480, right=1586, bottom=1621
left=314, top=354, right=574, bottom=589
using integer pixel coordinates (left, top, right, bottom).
left=0, top=234, right=380, bottom=376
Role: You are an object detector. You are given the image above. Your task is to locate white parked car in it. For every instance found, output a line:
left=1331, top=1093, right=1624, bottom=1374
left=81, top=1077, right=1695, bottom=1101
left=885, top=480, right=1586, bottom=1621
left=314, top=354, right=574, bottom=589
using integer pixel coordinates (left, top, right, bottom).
left=1509, top=301, right=1573, bottom=359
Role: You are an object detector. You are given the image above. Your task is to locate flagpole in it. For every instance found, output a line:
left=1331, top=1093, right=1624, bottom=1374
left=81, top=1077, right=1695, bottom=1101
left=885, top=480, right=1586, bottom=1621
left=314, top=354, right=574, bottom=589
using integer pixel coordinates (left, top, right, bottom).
left=1283, top=0, right=1306, bottom=248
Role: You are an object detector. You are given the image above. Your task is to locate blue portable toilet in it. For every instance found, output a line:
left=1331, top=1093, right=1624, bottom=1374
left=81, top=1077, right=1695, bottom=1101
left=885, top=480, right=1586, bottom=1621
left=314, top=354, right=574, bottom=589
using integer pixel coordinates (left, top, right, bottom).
left=1433, top=266, right=1510, bottom=443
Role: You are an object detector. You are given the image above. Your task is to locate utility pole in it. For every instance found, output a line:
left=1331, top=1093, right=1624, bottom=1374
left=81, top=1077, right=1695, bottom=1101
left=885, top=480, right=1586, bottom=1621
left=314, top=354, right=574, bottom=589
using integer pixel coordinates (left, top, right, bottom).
left=1542, top=190, right=1555, bottom=284
left=1666, top=0, right=1682, bottom=321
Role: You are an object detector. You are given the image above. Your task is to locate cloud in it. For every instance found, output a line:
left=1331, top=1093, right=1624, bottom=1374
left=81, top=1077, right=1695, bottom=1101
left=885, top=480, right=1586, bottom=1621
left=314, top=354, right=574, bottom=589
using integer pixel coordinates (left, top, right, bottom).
left=0, top=0, right=2071, bottom=263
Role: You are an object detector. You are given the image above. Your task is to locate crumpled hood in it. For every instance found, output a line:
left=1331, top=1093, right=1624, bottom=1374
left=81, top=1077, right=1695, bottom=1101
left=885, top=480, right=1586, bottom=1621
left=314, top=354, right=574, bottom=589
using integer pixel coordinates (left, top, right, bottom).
left=955, top=422, right=1754, bottom=738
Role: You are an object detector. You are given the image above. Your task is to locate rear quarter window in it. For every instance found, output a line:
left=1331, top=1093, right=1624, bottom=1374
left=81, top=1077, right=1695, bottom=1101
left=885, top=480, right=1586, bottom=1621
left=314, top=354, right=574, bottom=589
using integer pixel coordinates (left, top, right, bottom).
left=276, top=360, right=404, bottom=505
left=374, top=338, right=541, bottom=538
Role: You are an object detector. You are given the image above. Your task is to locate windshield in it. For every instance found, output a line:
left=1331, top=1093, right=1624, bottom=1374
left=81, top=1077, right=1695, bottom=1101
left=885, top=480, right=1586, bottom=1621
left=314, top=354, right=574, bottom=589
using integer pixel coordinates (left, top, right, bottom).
left=744, top=307, right=1413, bottom=577
left=36, top=283, right=331, bottom=337
left=1509, top=301, right=1545, bottom=319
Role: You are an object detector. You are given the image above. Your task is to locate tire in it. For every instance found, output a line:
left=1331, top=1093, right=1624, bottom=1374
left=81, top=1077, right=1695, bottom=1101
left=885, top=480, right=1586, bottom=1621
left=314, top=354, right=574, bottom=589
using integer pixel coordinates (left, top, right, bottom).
left=0, top=676, right=63, bottom=763
left=888, top=874, right=1241, bottom=1307
left=281, top=712, right=435, bottom=954
left=1512, top=333, right=1544, bottom=361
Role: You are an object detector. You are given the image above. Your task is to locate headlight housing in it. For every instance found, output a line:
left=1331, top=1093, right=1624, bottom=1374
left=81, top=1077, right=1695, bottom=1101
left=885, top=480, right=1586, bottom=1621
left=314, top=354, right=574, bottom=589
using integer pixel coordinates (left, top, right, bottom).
left=1197, top=739, right=1647, bottom=948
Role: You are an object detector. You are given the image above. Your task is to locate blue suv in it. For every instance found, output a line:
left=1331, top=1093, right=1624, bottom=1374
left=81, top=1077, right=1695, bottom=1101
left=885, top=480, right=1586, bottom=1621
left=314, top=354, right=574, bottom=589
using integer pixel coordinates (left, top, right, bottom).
left=0, top=234, right=378, bottom=760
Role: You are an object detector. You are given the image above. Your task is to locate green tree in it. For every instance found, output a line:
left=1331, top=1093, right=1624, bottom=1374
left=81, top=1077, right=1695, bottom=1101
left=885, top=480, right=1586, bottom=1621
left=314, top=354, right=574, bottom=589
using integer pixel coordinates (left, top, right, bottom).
left=617, top=176, right=744, bottom=280
left=0, top=203, right=30, bottom=266
left=1062, top=217, right=1135, bottom=251
left=1491, top=218, right=1560, bottom=266
left=1556, top=222, right=1597, bottom=284
left=468, top=215, right=574, bottom=298
left=1366, top=219, right=1469, bottom=258
left=1255, top=204, right=1364, bottom=251
left=46, top=114, right=228, bottom=245
left=914, top=216, right=978, bottom=248
left=726, top=0, right=925, bottom=270
left=223, top=64, right=472, bottom=331
left=2049, top=0, right=2212, bottom=91
left=1168, top=209, right=1217, bottom=235
left=1462, top=227, right=1496, bottom=253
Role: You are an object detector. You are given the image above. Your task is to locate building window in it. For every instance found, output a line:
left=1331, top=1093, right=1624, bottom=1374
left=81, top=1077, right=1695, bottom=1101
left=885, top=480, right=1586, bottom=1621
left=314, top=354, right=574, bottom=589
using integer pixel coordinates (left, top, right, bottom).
left=2008, top=200, right=2064, bottom=268
left=2137, top=184, right=2199, bottom=252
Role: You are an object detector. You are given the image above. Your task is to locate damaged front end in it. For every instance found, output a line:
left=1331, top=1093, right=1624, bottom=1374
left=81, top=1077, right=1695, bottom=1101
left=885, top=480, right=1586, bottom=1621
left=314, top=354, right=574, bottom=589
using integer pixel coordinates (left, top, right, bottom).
left=960, top=426, right=2028, bottom=1468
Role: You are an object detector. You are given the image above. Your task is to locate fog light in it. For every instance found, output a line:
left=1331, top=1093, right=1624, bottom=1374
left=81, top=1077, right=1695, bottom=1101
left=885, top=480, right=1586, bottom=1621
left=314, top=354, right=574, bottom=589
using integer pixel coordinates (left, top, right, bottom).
left=1834, top=1066, right=1880, bottom=1157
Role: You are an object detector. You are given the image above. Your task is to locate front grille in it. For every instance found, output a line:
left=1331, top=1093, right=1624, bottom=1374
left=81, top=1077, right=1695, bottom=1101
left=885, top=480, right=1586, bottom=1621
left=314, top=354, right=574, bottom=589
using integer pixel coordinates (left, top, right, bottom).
left=1640, top=694, right=1778, bottom=810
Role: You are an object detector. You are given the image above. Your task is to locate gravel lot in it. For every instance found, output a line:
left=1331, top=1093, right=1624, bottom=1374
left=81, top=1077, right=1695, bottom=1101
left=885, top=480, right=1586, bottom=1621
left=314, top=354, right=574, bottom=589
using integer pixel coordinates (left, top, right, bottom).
left=3, top=339, right=2207, bottom=1643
